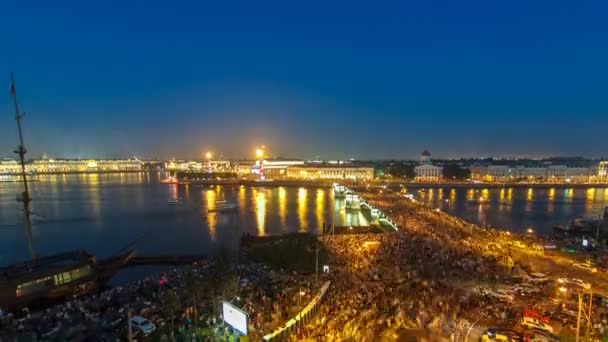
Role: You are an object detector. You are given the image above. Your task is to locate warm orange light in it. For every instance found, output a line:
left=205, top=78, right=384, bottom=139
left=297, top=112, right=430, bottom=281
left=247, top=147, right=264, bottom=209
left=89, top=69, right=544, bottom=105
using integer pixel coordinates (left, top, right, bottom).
left=205, top=151, right=212, bottom=160
left=256, top=148, right=264, bottom=158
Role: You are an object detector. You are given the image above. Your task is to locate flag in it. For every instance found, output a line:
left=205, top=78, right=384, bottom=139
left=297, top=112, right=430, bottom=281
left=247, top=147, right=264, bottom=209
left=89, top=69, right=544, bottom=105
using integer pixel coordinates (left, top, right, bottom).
left=9, top=77, right=16, bottom=97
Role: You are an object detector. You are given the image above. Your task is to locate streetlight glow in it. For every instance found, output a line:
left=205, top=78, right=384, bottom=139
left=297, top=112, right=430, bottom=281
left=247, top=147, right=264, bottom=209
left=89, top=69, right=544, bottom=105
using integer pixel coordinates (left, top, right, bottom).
left=205, top=151, right=212, bottom=160
left=256, top=148, right=264, bottom=158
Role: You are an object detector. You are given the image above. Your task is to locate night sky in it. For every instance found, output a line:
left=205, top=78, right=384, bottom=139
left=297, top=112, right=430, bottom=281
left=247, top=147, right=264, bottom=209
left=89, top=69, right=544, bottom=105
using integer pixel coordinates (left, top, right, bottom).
left=1, top=1, right=607, bottom=160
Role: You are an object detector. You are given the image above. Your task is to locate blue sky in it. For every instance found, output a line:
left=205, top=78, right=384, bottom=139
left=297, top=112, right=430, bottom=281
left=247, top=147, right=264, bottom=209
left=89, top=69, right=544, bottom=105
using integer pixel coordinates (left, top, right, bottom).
left=1, top=0, right=607, bottom=160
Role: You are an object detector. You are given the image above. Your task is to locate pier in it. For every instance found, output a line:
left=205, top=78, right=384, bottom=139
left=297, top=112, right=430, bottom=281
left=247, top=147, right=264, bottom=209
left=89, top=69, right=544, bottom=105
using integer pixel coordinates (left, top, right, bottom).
left=126, top=254, right=207, bottom=267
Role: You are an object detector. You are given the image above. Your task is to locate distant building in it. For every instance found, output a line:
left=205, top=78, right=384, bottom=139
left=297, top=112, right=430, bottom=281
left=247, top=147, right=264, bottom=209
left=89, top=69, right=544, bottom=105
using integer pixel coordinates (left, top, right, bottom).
left=420, top=150, right=432, bottom=164
left=0, top=159, right=21, bottom=174
left=0, top=158, right=143, bottom=174
left=165, top=160, right=232, bottom=172
left=286, top=165, right=374, bottom=181
left=471, top=163, right=596, bottom=183
left=414, top=164, right=443, bottom=182
left=599, top=161, right=608, bottom=183
left=31, top=158, right=143, bottom=173
left=252, top=160, right=305, bottom=178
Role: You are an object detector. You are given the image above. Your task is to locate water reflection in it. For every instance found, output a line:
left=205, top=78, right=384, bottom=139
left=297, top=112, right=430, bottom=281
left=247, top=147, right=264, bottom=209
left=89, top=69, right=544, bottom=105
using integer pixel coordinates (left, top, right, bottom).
left=278, top=187, right=287, bottom=227
left=87, top=174, right=101, bottom=222
left=316, top=189, right=324, bottom=229
left=255, top=190, right=267, bottom=236
left=205, top=190, right=216, bottom=239
left=238, top=185, right=246, bottom=216
left=547, top=188, right=556, bottom=214
left=298, top=187, right=308, bottom=231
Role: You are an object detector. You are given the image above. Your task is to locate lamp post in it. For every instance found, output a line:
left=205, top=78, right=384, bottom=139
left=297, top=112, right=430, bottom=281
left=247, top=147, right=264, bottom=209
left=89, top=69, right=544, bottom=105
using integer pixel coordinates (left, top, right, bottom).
left=464, top=317, right=482, bottom=342
left=206, top=151, right=213, bottom=172
left=256, top=147, right=265, bottom=180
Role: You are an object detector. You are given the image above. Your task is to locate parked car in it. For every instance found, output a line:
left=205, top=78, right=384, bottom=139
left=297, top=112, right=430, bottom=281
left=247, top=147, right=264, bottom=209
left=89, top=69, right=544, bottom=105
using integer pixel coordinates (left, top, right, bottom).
left=524, top=328, right=559, bottom=342
left=571, top=262, right=597, bottom=273
left=525, top=273, right=549, bottom=283
left=509, top=241, right=527, bottom=249
left=481, top=288, right=515, bottom=302
left=520, top=317, right=554, bottom=334
left=481, top=328, right=522, bottom=341
left=513, top=284, right=541, bottom=295
left=557, top=277, right=591, bottom=290
left=131, top=316, right=156, bottom=335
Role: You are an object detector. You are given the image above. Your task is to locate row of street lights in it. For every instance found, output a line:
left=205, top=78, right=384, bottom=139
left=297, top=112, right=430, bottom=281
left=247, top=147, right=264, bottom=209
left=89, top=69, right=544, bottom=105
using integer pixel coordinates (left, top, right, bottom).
left=202, top=146, right=266, bottom=161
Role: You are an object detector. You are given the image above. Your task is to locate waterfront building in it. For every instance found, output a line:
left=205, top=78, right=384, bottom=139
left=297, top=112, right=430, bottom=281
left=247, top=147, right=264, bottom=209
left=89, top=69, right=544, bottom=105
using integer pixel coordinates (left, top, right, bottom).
left=484, top=165, right=512, bottom=182
left=0, top=159, right=21, bottom=174
left=414, top=164, right=443, bottom=182
left=236, top=162, right=256, bottom=176
left=165, top=160, right=232, bottom=172
left=515, top=166, right=547, bottom=181
left=1, top=158, right=143, bottom=174
left=471, top=164, right=596, bottom=183
left=251, top=160, right=305, bottom=178
left=599, top=161, right=608, bottom=183
left=286, top=165, right=374, bottom=181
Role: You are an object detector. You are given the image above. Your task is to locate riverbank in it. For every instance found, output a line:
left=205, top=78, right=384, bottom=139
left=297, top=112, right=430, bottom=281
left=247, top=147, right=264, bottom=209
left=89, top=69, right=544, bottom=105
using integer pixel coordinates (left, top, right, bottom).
left=386, top=181, right=608, bottom=189
left=0, top=235, right=326, bottom=341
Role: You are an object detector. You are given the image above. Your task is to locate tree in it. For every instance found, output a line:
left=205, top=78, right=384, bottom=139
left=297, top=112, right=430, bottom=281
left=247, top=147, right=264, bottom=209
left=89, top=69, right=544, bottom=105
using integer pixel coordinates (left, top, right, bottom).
left=442, top=164, right=470, bottom=180
left=184, top=271, right=205, bottom=323
left=161, top=289, right=180, bottom=339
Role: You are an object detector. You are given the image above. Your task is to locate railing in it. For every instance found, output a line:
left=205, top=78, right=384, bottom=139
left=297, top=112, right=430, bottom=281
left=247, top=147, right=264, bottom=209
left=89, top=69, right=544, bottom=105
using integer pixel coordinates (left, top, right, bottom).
left=263, top=281, right=331, bottom=341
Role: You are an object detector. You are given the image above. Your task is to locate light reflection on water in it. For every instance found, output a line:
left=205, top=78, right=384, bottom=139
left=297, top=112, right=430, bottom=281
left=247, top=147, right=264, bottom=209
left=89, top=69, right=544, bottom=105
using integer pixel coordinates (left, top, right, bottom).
left=0, top=173, right=369, bottom=266
left=413, top=186, right=608, bottom=234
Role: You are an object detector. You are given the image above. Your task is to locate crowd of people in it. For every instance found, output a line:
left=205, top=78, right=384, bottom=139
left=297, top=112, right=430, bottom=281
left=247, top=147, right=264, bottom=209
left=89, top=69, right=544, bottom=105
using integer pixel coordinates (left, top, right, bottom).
left=293, top=188, right=608, bottom=341
left=0, top=258, right=319, bottom=341
left=3, top=186, right=608, bottom=341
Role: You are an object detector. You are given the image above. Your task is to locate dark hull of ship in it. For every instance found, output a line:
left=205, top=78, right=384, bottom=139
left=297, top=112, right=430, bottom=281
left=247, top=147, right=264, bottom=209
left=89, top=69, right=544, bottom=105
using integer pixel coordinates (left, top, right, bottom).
left=0, top=250, right=134, bottom=313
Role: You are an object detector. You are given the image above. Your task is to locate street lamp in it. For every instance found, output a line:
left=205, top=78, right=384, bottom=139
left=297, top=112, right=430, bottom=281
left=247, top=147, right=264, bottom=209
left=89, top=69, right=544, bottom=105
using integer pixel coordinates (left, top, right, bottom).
left=206, top=151, right=212, bottom=160
left=465, top=317, right=482, bottom=342
left=256, top=148, right=264, bottom=159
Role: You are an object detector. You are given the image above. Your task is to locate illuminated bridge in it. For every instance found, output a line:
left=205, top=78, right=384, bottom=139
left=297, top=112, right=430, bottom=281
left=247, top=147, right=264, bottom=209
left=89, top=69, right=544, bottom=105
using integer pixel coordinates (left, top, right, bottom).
left=333, top=183, right=399, bottom=231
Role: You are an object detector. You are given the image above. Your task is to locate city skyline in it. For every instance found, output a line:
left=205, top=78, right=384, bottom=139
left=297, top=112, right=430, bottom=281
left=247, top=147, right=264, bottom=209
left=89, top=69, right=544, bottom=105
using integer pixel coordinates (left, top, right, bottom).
left=2, top=1, right=608, bottom=160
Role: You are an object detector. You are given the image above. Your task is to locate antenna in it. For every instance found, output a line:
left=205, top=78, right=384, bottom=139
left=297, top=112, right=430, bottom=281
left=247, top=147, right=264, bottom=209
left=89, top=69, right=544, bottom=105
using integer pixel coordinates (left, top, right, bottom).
left=10, top=72, right=37, bottom=261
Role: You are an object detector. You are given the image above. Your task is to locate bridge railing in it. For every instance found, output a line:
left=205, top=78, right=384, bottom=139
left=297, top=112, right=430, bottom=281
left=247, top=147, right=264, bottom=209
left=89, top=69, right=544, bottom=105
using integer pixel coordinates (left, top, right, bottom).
left=262, top=281, right=331, bottom=341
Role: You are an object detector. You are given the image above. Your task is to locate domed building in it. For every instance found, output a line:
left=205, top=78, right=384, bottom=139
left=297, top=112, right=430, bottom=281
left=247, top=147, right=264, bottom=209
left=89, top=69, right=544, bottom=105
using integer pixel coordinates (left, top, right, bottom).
left=420, top=150, right=432, bottom=164
left=415, top=150, right=443, bottom=182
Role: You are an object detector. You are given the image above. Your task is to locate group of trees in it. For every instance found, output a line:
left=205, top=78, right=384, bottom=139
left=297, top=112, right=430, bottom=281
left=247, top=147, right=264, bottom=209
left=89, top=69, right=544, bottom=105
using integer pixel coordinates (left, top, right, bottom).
left=377, top=162, right=471, bottom=181
left=158, top=246, right=238, bottom=338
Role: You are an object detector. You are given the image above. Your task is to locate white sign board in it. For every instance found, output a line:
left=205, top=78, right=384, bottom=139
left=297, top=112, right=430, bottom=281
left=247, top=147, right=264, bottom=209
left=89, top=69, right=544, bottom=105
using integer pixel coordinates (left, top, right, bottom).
left=222, top=301, right=248, bottom=335
left=582, top=239, right=588, bottom=247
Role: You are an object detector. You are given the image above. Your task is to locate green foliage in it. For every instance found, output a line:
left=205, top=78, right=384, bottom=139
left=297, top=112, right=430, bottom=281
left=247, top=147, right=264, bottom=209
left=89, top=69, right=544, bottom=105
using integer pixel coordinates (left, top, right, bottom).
left=244, top=234, right=328, bottom=273
left=442, top=164, right=470, bottom=180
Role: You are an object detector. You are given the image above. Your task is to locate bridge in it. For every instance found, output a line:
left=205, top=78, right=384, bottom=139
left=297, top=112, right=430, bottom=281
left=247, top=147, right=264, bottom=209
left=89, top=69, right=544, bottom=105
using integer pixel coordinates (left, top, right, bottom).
left=333, top=183, right=399, bottom=232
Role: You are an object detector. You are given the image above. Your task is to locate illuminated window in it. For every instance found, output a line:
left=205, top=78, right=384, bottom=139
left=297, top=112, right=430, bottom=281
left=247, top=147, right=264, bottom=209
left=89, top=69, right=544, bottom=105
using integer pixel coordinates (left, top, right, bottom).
left=54, top=271, right=72, bottom=286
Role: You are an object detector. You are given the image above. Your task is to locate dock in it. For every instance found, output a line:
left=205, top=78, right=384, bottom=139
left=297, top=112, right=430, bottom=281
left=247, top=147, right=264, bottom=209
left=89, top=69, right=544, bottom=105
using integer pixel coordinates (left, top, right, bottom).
left=126, top=255, right=207, bottom=266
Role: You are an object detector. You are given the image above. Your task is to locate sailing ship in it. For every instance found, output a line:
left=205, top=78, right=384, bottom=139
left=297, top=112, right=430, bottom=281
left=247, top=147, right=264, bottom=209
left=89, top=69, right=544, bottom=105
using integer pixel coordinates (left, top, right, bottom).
left=0, top=73, right=133, bottom=312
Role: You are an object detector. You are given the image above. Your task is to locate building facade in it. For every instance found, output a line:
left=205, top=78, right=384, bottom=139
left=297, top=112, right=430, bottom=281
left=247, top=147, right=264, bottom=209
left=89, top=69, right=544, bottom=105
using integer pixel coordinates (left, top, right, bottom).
left=471, top=164, right=597, bottom=183
left=599, top=161, right=608, bottom=183
left=414, top=164, right=443, bottom=182
left=165, top=160, right=232, bottom=172
left=1, top=158, right=143, bottom=174
left=286, top=165, right=374, bottom=181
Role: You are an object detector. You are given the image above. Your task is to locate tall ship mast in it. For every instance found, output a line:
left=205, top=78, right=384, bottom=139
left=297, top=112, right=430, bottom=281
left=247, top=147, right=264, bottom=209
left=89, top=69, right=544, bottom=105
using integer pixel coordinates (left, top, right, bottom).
left=0, top=74, right=134, bottom=313
left=9, top=72, right=37, bottom=261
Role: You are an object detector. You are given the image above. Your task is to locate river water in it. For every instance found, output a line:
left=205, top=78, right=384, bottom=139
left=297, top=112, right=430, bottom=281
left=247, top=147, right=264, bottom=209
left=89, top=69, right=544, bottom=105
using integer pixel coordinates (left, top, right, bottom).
left=0, top=173, right=368, bottom=268
left=409, top=186, right=608, bottom=234
left=1, top=174, right=608, bottom=269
